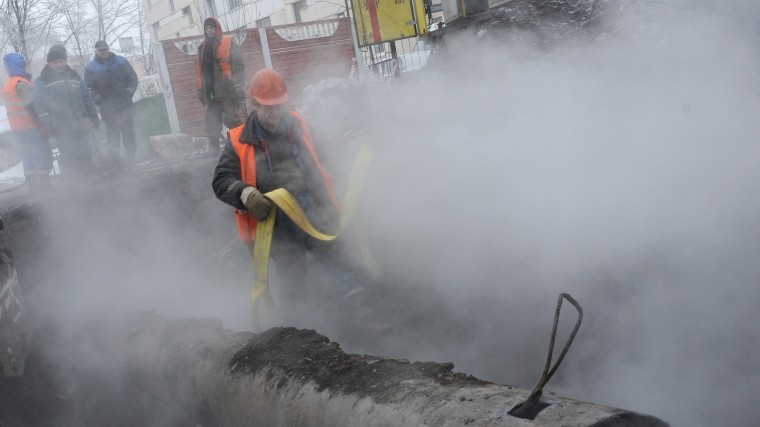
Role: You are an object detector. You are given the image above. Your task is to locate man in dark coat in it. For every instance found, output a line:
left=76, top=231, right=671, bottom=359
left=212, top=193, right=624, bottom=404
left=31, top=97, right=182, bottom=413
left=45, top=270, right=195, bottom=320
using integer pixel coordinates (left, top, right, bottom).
left=195, top=17, right=246, bottom=156
left=84, top=40, right=139, bottom=169
left=212, top=69, right=368, bottom=313
left=35, top=45, right=100, bottom=179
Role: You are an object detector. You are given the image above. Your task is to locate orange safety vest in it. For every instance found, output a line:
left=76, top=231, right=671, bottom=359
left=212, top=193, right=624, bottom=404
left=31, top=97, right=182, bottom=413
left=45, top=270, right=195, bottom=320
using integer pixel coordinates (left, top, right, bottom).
left=229, top=111, right=341, bottom=244
left=195, top=35, right=234, bottom=89
left=1, top=76, right=37, bottom=130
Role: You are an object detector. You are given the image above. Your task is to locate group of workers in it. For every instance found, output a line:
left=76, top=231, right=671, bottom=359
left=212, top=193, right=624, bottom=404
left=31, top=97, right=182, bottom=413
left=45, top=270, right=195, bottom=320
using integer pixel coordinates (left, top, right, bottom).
left=203, top=17, right=372, bottom=308
left=3, top=16, right=372, bottom=315
left=2, top=41, right=138, bottom=191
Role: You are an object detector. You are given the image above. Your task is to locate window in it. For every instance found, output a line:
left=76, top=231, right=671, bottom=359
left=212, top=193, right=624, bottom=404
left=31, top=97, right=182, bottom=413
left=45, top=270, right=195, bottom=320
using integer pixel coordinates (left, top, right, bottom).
left=205, top=0, right=216, bottom=16
left=256, top=17, right=271, bottom=28
left=227, top=0, right=242, bottom=9
left=293, top=0, right=306, bottom=23
left=183, top=6, right=193, bottom=25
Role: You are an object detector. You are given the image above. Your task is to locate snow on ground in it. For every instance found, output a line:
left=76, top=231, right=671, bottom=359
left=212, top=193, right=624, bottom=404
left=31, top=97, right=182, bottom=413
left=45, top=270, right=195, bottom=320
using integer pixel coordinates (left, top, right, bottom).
left=0, top=161, right=25, bottom=190
left=0, top=106, right=25, bottom=192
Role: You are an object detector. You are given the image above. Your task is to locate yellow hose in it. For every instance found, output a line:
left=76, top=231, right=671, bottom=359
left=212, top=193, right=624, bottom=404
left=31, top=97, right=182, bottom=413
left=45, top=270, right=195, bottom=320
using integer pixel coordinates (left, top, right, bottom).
left=251, top=145, right=381, bottom=331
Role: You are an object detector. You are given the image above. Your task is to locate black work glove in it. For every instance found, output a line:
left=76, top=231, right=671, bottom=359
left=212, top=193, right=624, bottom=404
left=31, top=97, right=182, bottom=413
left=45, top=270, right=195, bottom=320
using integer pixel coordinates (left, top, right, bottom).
left=241, top=187, right=273, bottom=221
left=197, top=89, right=206, bottom=105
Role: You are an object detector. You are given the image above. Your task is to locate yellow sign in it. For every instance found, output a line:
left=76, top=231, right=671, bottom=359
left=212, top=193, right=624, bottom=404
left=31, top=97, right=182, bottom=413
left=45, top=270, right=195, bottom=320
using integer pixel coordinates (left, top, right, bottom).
left=351, top=0, right=428, bottom=47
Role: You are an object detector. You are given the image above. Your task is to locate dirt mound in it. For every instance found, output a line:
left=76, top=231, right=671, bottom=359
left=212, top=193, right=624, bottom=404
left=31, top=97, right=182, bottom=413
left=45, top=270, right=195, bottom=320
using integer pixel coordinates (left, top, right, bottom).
left=232, top=326, right=488, bottom=403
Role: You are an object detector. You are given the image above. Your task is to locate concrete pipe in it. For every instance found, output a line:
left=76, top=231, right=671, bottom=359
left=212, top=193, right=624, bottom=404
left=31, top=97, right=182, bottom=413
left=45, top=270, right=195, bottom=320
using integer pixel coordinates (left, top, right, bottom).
left=58, top=310, right=669, bottom=427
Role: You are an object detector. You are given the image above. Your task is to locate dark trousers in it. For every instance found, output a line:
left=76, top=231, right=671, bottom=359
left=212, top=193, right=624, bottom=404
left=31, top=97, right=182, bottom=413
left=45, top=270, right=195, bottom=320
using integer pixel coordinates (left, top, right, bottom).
left=205, top=97, right=243, bottom=151
left=267, top=208, right=369, bottom=306
left=54, top=132, right=93, bottom=178
left=102, top=108, right=136, bottom=164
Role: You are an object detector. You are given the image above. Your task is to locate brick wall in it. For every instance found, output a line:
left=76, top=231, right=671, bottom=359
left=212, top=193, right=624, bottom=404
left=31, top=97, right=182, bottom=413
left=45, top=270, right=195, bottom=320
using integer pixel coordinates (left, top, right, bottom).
left=160, top=18, right=355, bottom=137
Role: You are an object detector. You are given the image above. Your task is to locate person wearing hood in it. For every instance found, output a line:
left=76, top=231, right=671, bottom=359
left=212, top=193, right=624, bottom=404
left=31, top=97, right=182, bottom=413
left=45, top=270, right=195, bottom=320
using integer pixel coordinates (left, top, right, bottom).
left=84, top=40, right=139, bottom=170
left=1, top=52, right=53, bottom=192
left=212, top=69, right=369, bottom=312
left=195, top=17, right=246, bottom=157
left=34, top=45, right=100, bottom=179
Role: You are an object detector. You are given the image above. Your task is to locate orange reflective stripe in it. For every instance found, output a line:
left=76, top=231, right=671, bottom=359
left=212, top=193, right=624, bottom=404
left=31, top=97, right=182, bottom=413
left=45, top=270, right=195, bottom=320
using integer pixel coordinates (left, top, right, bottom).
left=290, top=111, right=342, bottom=211
left=195, top=57, right=202, bottom=89
left=228, top=116, right=339, bottom=244
left=217, top=36, right=233, bottom=78
left=1, top=76, right=37, bottom=130
left=195, top=35, right=234, bottom=89
left=230, top=125, right=258, bottom=244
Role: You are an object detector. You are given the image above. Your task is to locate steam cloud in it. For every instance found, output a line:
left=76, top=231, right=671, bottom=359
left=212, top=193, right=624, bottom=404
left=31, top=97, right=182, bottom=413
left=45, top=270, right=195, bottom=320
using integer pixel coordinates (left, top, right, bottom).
left=17, top=1, right=760, bottom=426
left=344, top=1, right=760, bottom=426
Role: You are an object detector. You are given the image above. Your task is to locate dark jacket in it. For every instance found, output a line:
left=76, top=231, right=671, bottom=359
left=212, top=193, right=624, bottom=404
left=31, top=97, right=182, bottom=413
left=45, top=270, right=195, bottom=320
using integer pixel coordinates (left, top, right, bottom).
left=84, top=52, right=138, bottom=114
left=212, top=111, right=336, bottom=228
left=196, top=17, right=245, bottom=103
left=34, top=65, right=98, bottom=133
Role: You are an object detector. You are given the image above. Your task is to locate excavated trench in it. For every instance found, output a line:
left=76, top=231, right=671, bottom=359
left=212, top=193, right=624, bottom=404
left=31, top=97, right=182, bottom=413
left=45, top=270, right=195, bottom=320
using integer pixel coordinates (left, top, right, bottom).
left=0, top=154, right=670, bottom=426
left=0, top=5, right=673, bottom=419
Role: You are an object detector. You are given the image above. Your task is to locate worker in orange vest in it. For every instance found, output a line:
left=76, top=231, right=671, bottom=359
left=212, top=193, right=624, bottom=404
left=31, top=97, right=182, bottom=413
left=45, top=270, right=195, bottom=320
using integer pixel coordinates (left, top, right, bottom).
left=212, top=69, right=367, bottom=309
left=1, top=52, right=53, bottom=192
left=195, top=17, right=246, bottom=157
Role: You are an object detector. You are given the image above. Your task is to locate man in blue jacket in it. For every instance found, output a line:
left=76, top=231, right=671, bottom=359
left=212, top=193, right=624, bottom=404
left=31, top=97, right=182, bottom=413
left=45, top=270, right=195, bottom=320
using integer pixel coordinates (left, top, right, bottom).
left=84, top=40, right=139, bottom=170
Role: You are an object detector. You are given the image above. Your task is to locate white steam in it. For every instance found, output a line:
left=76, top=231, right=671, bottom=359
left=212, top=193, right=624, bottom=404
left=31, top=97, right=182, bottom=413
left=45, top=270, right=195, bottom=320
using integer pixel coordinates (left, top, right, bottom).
left=346, top=1, right=760, bottom=426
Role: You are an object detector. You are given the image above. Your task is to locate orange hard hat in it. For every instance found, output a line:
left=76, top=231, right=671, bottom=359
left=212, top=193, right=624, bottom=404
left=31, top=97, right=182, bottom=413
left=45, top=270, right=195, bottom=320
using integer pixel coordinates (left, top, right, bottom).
left=249, top=68, right=288, bottom=105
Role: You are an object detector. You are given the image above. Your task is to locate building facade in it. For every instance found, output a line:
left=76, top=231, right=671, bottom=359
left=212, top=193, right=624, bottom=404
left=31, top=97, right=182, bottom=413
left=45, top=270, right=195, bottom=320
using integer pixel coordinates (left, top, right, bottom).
left=144, top=0, right=345, bottom=41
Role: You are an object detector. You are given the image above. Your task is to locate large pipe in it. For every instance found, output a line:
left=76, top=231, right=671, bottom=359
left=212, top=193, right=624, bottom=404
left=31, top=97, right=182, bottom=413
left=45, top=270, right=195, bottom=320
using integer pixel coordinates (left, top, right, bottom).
left=74, top=311, right=668, bottom=426
left=0, top=246, right=28, bottom=378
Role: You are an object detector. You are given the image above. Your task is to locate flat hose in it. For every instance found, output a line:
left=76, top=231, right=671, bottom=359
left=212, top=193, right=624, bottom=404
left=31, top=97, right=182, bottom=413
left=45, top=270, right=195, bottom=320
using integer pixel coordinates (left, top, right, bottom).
left=251, top=145, right=381, bottom=331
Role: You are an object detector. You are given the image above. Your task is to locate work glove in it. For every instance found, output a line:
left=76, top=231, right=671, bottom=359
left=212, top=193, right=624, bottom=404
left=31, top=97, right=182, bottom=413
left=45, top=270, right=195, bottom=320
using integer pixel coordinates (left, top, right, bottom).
left=197, top=89, right=206, bottom=105
left=241, top=186, right=273, bottom=221
left=124, top=87, right=134, bottom=99
left=90, top=115, right=100, bottom=129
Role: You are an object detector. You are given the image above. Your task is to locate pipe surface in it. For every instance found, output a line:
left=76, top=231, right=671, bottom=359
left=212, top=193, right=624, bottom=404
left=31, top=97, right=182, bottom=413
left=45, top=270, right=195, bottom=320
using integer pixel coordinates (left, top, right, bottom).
left=76, top=311, right=668, bottom=427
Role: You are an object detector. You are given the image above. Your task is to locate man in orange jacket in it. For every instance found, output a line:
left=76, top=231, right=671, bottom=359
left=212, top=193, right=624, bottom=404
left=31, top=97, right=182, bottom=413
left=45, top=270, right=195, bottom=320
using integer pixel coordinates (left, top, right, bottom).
left=1, top=52, right=53, bottom=192
left=195, top=17, right=246, bottom=157
left=212, top=69, right=366, bottom=309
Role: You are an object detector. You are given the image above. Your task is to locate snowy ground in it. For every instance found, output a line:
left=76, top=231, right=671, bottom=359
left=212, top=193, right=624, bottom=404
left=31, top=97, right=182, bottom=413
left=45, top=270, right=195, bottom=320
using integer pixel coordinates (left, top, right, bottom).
left=0, top=162, right=25, bottom=192
left=0, top=107, right=25, bottom=192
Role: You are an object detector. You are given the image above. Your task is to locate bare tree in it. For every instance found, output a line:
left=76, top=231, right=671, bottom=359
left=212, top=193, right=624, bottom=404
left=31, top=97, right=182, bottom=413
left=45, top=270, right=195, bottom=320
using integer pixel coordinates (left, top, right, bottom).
left=0, top=0, right=58, bottom=66
left=53, top=0, right=99, bottom=71
left=135, top=0, right=154, bottom=74
left=88, top=0, right=139, bottom=45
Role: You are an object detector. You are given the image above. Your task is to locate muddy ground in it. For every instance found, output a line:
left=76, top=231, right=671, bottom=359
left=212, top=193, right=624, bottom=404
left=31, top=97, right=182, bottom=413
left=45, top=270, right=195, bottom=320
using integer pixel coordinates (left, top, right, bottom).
left=0, top=154, right=489, bottom=425
left=0, top=4, right=731, bottom=425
